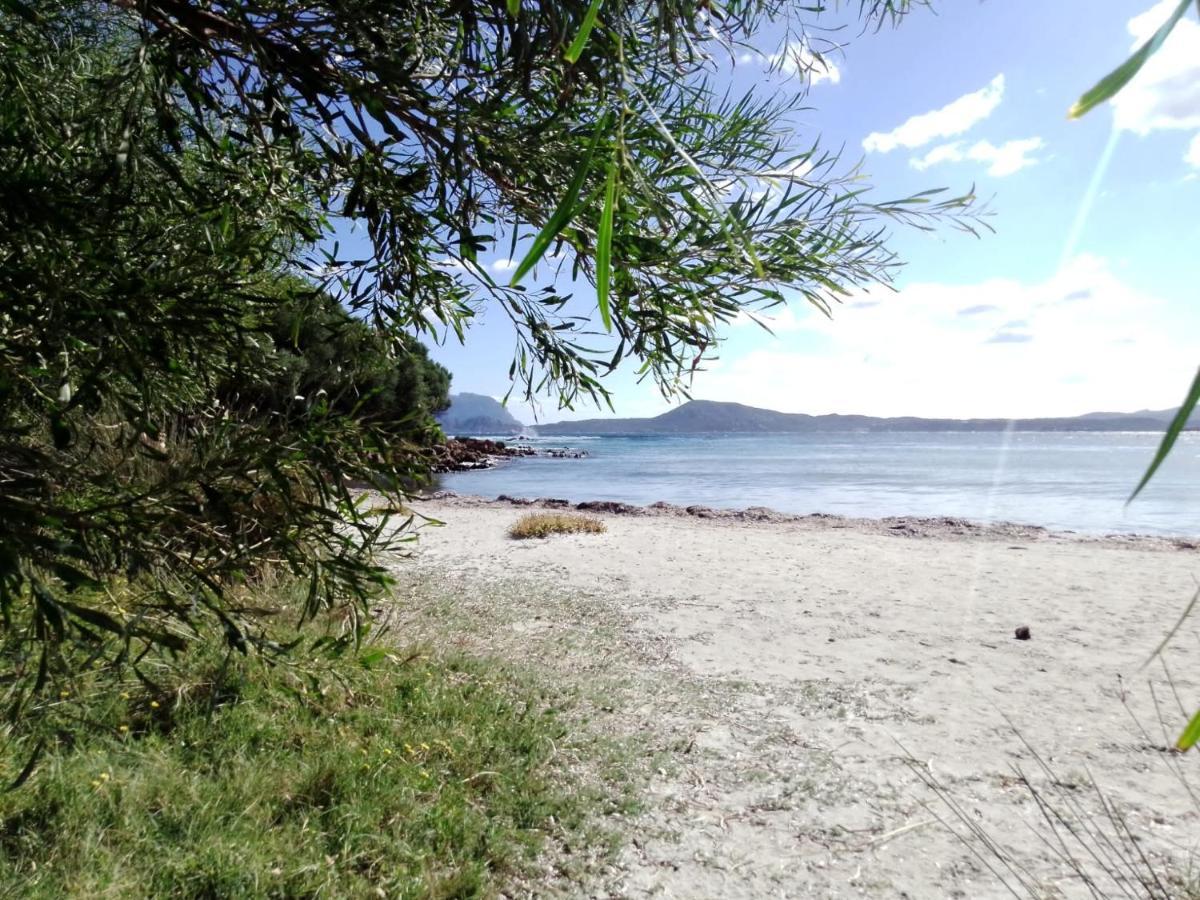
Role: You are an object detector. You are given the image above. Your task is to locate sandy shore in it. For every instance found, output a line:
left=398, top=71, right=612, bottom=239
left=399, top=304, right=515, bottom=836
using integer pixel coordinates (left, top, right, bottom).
left=397, top=494, right=1200, bottom=898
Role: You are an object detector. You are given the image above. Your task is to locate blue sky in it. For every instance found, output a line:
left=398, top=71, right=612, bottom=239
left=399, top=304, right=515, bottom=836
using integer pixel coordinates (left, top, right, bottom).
left=428, top=0, right=1200, bottom=423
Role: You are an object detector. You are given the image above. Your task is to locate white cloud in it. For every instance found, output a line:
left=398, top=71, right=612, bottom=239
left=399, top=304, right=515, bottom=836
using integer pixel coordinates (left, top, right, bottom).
left=731, top=306, right=804, bottom=334
left=911, top=137, right=1044, bottom=177
left=698, top=255, right=1192, bottom=418
left=1111, top=1, right=1200, bottom=134
left=1186, top=132, right=1200, bottom=167
left=909, top=142, right=966, bottom=170
left=488, top=258, right=518, bottom=274
left=968, top=138, right=1045, bottom=176
left=769, top=41, right=841, bottom=86
left=863, top=75, right=1005, bottom=153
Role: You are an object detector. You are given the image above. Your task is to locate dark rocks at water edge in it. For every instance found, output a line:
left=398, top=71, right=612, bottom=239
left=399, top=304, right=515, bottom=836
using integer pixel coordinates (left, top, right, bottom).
left=431, top=437, right=587, bottom=473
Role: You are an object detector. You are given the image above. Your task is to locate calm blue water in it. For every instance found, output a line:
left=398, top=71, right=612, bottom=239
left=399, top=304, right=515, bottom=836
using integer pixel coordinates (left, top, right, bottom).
left=439, top=431, right=1200, bottom=536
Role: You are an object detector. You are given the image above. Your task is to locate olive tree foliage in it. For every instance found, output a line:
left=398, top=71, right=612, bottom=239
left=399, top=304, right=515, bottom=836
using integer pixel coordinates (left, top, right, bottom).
left=99, top=0, right=979, bottom=404
left=1, top=0, right=980, bottom=717
left=0, top=9, right=446, bottom=717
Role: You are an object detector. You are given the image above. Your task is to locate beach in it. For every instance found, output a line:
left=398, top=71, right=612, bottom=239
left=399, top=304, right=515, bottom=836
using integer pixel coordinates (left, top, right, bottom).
left=395, top=494, right=1200, bottom=898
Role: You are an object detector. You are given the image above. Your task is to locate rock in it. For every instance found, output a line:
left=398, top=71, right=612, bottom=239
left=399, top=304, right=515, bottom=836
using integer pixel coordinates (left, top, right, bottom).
left=430, top=437, right=509, bottom=472
left=576, top=500, right=641, bottom=515
left=1014, top=625, right=1032, bottom=641
left=544, top=448, right=589, bottom=459
left=430, top=438, right=587, bottom=472
left=739, top=506, right=784, bottom=522
left=537, top=498, right=571, bottom=509
left=497, top=494, right=534, bottom=505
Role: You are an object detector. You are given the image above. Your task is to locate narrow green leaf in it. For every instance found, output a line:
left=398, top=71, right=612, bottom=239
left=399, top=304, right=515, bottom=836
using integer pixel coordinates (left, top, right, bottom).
left=564, top=0, right=605, bottom=64
left=510, top=114, right=609, bottom=287
left=6, top=739, right=46, bottom=792
left=596, top=153, right=618, bottom=332
left=359, top=648, right=388, bottom=668
left=47, top=561, right=101, bottom=592
left=1129, top=366, right=1200, bottom=503
left=1178, top=707, right=1200, bottom=751
left=59, top=600, right=124, bottom=636
left=1069, top=0, right=1193, bottom=119
left=506, top=0, right=519, bottom=17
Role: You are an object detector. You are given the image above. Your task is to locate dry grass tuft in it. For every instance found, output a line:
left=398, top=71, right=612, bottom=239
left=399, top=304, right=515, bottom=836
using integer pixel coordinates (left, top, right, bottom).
left=509, top=513, right=607, bottom=540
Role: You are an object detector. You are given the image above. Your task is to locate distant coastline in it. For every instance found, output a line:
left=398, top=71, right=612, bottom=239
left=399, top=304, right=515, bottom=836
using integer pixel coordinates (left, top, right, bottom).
left=438, top=394, right=1192, bottom=437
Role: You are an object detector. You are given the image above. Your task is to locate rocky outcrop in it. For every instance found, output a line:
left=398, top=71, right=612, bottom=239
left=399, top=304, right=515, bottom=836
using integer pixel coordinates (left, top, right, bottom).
left=431, top=438, right=588, bottom=473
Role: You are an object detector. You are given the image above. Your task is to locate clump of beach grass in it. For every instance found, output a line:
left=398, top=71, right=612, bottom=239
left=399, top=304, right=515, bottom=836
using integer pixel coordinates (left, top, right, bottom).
left=509, top=512, right=606, bottom=540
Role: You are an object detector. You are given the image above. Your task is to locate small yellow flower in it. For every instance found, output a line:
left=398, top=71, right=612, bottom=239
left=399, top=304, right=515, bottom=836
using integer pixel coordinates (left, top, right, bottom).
left=383, top=748, right=393, bottom=756
left=99, top=772, right=109, bottom=781
left=119, top=692, right=130, bottom=700
left=118, top=725, right=129, bottom=733
left=403, top=743, right=415, bottom=755
left=149, top=700, right=159, bottom=709
left=59, top=690, right=70, bottom=699
left=91, top=780, right=101, bottom=788
left=419, top=742, right=430, bottom=751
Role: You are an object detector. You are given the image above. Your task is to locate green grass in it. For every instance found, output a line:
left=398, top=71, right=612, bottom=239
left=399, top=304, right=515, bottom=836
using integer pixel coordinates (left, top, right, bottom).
left=0, top=617, right=618, bottom=898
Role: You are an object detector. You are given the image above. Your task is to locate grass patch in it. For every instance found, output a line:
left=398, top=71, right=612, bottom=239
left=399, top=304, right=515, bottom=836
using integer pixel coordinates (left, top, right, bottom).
left=508, top=513, right=606, bottom=540
left=0, top=604, right=618, bottom=897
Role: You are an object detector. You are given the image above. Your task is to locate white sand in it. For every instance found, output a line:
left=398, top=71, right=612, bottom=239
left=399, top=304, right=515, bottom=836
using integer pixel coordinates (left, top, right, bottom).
left=401, top=496, right=1200, bottom=898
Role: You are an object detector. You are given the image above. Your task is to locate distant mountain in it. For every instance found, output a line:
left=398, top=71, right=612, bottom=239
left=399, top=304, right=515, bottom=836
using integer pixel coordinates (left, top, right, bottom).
left=437, top=393, right=525, bottom=435
left=534, top=399, right=1192, bottom=435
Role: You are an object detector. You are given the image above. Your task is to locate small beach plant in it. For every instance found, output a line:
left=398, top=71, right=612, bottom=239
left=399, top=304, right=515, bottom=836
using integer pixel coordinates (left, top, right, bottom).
left=509, top=513, right=607, bottom=540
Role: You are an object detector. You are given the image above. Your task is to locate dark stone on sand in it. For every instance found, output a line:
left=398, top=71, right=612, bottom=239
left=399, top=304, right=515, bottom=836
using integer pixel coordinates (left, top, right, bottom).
left=538, top=498, right=571, bottom=509
left=740, top=506, right=783, bottom=522
left=1014, top=625, right=1032, bottom=641
left=576, top=500, right=642, bottom=515
left=497, top=494, right=534, bottom=505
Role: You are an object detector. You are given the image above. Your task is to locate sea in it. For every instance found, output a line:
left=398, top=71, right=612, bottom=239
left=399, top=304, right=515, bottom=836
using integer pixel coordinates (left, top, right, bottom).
left=437, top=431, right=1200, bottom=537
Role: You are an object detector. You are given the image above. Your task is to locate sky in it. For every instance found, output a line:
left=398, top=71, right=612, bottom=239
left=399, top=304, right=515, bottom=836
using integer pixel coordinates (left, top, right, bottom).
left=426, top=0, right=1200, bottom=423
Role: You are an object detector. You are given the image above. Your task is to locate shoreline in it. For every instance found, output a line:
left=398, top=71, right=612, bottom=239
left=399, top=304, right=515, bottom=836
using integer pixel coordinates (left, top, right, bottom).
left=418, top=490, right=1200, bottom=550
